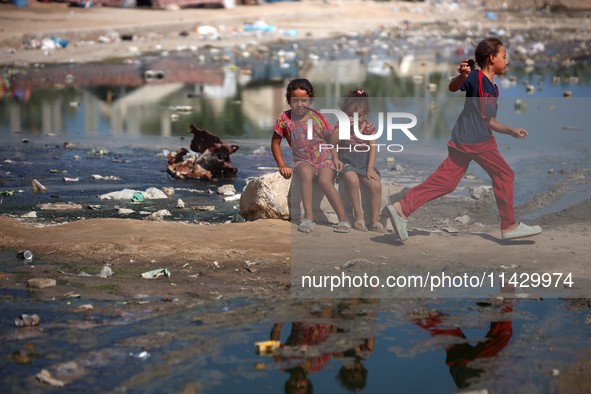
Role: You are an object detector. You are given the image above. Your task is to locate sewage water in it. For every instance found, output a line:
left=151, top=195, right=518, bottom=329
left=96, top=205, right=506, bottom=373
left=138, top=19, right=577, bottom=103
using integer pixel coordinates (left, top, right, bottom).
left=1, top=250, right=590, bottom=393
left=1, top=46, right=591, bottom=392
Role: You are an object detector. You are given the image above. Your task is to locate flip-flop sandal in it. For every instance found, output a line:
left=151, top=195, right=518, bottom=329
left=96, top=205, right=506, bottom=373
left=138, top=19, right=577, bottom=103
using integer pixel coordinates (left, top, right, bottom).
left=298, top=219, right=315, bottom=233
left=370, top=222, right=388, bottom=233
left=353, top=219, right=368, bottom=232
left=387, top=204, right=408, bottom=242
left=334, top=221, right=351, bottom=233
left=501, top=222, right=542, bottom=240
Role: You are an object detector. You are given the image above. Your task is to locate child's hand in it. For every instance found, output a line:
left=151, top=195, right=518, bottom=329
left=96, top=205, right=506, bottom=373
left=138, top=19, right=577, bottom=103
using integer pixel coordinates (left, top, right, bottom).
left=334, top=158, right=343, bottom=172
left=279, top=166, right=292, bottom=179
left=510, top=127, right=528, bottom=139
left=458, top=60, right=471, bottom=78
left=366, top=168, right=380, bottom=181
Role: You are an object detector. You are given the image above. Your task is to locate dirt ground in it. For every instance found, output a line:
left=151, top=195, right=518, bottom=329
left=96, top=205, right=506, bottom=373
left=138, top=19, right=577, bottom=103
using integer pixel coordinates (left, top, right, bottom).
left=1, top=192, right=590, bottom=302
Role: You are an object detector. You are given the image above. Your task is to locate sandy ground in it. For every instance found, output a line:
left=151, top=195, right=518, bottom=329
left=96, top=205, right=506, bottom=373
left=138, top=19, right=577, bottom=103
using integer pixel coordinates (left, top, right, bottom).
left=1, top=0, right=591, bottom=303
left=1, top=0, right=591, bottom=66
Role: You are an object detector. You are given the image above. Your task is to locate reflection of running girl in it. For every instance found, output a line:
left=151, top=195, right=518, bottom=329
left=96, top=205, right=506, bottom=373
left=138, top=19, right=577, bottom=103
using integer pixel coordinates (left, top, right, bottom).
left=413, top=300, right=513, bottom=389
left=387, top=37, right=542, bottom=242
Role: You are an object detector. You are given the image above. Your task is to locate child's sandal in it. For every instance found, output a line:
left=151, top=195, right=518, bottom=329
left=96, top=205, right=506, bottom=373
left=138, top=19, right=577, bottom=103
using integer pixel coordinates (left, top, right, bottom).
left=298, top=219, right=315, bottom=233
left=334, top=221, right=351, bottom=233
left=371, top=222, right=388, bottom=233
left=353, top=219, right=368, bottom=232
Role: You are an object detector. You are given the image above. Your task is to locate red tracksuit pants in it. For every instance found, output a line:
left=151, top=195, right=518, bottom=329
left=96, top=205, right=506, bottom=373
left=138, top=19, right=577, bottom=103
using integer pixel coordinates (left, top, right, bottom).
left=400, top=147, right=516, bottom=230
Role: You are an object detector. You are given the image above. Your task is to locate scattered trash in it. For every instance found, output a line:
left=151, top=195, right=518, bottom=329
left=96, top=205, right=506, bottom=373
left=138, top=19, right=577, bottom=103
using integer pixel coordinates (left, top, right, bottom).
left=91, top=174, right=121, bottom=181
left=244, top=21, right=276, bottom=33
left=36, top=369, right=66, bottom=387
left=15, top=314, right=40, bottom=327
left=99, top=188, right=168, bottom=200
left=0, top=190, right=15, bottom=196
left=254, top=340, right=282, bottom=356
left=563, top=90, right=572, bottom=97
left=21, top=211, right=37, bottom=218
left=552, top=369, right=560, bottom=376
left=143, top=209, right=172, bottom=221
left=63, top=177, right=79, bottom=182
left=196, top=205, right=215, bottom=212
left=87, top=205, right=101, bottom=210
left=167, top=125, right=239, bottom=180
left=222, top=306, right=230, bottom=311
left=32, top=179, right=47, bottom=193
left=485, top=12, right=497, bottom=20
left=118, top=208, right=135, bottom=215
left=224, top=194, right=241, bottom=202
left=514, top=99, right=527, bottom=114
left=17, top=250, right=33, bottom=261
left=217, top=184, right=236, bottom=195
left=97, top=266, right=113, bottom=278
left=130, top=192, right=145, bottom=203
left=141, top=268, right=171, bottom=279
left=454, top=215, right=470, bottom=225
left=130, top=351, right=151, bottom=360
left=51, top=37, right=69, bottom=48
left=77, top=304, right=94, bottom=310
left=469, top=185, right=493, bottom=200
left=162, top=187, right=175, bottom=197
left=176, top=199, right=185, bottom=208
left=27, top=278, right=57, bottom=289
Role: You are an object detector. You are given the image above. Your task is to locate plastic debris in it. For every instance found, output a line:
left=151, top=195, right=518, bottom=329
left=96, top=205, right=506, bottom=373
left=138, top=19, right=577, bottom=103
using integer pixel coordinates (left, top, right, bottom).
left=37, top=369, right=66, bottom=387
left=141, top=268, right=171, bottom=279
left=130, top=192, right=145, bottom=203
left=118, top=208, right=135, bottom=215
left=15, top=314, right=40, bottom=327
left=176, top=198, right=185, bottom=208
left=99, top=188, right=168, bottom=200
left=91, top=174, right=121, bottom=181
left=17, top=250, right=33, bottom=261
left=254, top=340, right=282, bottom=356
left=162, top=187, right=175, bottom=197
left=485, top=12, right=497, bottom=20
left=143, top=209, right=172, bottom=221
left=32, top=179, right=47, bottom=193
left=224, top=194, right=241, bottom=202
left=196, top=206, right=215, bottom=212
left=63, top=177, right=79, bottom=182
left=21, top=211, right=37, bottom=218
left=130, top=351, right=151, bottom=360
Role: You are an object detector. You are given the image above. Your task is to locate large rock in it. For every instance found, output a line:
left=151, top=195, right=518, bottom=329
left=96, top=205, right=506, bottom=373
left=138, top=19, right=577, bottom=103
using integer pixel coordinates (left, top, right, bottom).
left=239, top=172, right=291, bottom=221
left=239, top=172, right=406, bottom=227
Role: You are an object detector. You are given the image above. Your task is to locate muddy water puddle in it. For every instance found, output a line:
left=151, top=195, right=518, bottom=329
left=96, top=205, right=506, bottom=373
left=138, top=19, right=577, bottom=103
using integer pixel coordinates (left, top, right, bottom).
left=1, top=267, right=590, bottom=393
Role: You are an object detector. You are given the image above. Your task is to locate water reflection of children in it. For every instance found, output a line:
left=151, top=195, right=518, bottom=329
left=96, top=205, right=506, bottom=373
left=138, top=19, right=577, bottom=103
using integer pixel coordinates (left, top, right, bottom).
left=412, top=299, right=514, bottom=389
left=333, top=337, right=374, bottom=392
left=271, top=321, right=337, bottom=394
left=387, top=37, right=542, bottom=242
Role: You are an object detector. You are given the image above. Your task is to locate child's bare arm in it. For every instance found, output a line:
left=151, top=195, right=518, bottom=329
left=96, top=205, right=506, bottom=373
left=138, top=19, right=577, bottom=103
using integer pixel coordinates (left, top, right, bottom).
left=329, top=130, right=343, bottom=172
left=271, top=133, right=292, bottom=178
left=489, top=117, right=528, bottom=139
left=449, top=60, right=471, bottom=92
